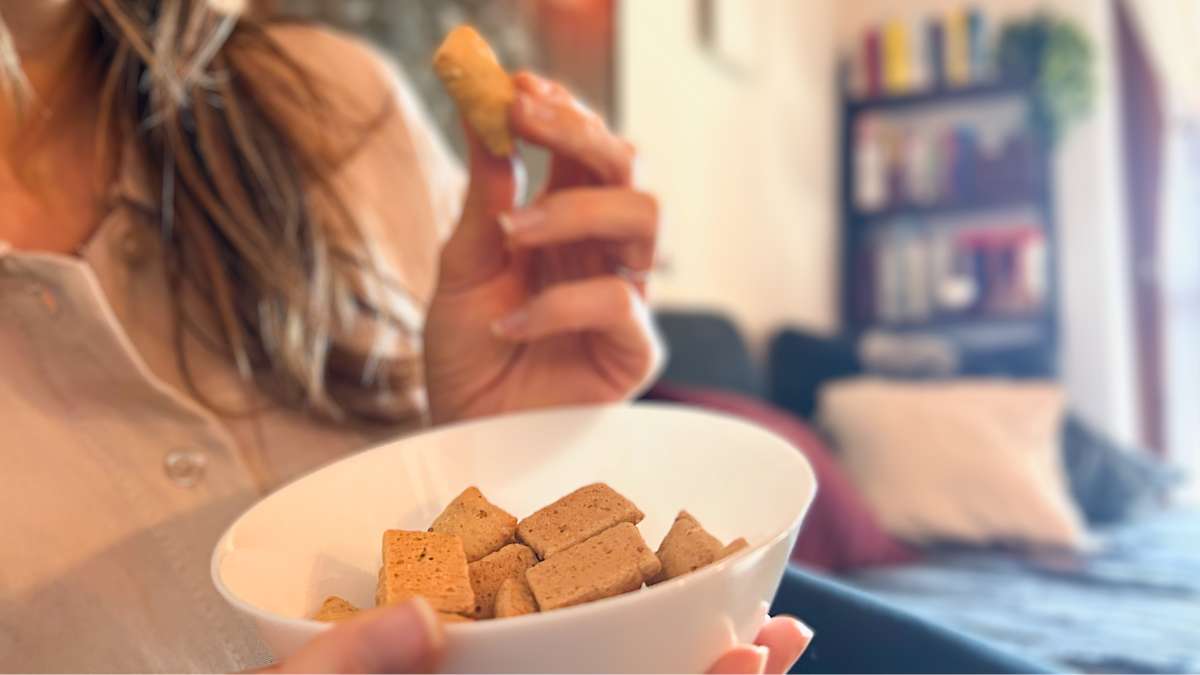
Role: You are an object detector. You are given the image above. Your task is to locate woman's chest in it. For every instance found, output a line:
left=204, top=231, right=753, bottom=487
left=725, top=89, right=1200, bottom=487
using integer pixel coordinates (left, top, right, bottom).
left=0, top=235, right=387, bottom=670
left=0, top=283, right=268, bottom=670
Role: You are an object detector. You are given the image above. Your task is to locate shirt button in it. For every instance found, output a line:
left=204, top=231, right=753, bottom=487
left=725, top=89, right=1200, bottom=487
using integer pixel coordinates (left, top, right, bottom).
left=32, top=284, right=60, bottom=316
left=164, top=449, right=209, bottom=488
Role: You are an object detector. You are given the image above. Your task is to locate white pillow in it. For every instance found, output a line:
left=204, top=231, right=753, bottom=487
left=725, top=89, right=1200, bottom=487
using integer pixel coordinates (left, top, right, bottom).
left=817, top=378, right=1089, bottom=550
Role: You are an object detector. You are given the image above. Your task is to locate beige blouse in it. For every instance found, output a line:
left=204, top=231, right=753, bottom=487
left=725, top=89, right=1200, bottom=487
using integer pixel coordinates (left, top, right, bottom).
left=0, top=27, right=464, bottom=673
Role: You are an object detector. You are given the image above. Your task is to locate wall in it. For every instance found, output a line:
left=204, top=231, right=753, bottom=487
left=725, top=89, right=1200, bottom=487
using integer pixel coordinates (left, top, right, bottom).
left=619, top=0, right=840, bottom=349
left=837, top=0, right=1140, bottom=445
left=622, top=0, right=1137, bottom=445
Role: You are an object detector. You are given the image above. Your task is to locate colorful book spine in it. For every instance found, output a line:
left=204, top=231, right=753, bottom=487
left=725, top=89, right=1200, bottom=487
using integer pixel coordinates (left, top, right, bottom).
left=901, top=227, right=932, bottom=321
left=908, top=16, right=929, bottom=92
left=967, top=8, right=988, bottom=83
left=882, top=20, right=912, bottom=94
left=855, top=117, right=888, bottom=212
left=876, top=228, right=904, bottom=324
left=944, top=9, right=970, bottom=87
left=864, top=28, right=882, bottom=97
left=927, top=18, right=946, bottom=90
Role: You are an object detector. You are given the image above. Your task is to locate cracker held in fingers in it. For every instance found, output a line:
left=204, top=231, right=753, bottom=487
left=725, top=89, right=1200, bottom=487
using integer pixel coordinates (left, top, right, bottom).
left=376, top=530, right=475, bottom=615
left=467, top=543, right=538, bottom=619
left=517, top=483, right=645, bottom=560
left=433, top=25, right=516, bottom=156
left=429, top=486, right=518, bottom=562
left=525, top=522, right=661, bottom=611
left=312, top=596, right=359, bottom=622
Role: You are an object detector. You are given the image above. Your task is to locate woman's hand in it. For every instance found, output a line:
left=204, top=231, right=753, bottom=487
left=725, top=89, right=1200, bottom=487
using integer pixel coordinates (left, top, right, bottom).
left=425, top=72, right=662, bottom=424
left=708, top=612, right=814, bottom=674
left=253, top=599, right=443, bottom=673
left=420, top=73, right=810, bottom=675
left=253, top=598, right=810, bottom=674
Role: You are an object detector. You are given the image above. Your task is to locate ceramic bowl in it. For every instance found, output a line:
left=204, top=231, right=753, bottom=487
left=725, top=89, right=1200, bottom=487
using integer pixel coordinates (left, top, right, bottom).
left=212, top=403, right=815, bottom=673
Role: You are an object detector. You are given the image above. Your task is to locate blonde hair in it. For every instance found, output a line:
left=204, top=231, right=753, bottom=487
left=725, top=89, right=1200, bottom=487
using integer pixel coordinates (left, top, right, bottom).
left=1, top=0, right=420, bottom=423
left=0, top=12, right=31, bottom=113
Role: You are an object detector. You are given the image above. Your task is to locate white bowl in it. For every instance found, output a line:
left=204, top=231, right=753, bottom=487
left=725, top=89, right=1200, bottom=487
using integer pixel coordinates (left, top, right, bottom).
left=212, top=403, right=815, bottom=673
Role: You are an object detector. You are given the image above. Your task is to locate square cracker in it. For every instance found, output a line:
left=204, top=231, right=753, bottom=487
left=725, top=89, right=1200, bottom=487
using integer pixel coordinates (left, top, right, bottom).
left=438, top=612, right=475, bottom=623
left=719, top=537, right=749, bottom=560
left=525, top=522, right=661, bottom=611
left=376, top=530, right=474, bottom=615
left=468, top=543, right=537, bottom=619
left=648, top=510, right=724, bottom=585
left=494, top=576, right=538, bottom=618
left=430, top=487, right=518, bottom=562
left=517, top=483, right=644, bottom=559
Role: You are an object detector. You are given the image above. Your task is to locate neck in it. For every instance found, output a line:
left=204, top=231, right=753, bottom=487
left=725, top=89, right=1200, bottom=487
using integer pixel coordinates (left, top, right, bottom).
left=0, top=1, right=94, bottom=145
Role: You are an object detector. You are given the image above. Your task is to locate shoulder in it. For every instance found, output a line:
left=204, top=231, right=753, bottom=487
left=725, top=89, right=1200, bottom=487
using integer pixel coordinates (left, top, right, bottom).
left=261, top=23, right=450, bottom=149
left=261, top=23, right=464, bottom=212
left=263, top=23, right=395, bottom=98
left=252, top=22, right=465, bottom=297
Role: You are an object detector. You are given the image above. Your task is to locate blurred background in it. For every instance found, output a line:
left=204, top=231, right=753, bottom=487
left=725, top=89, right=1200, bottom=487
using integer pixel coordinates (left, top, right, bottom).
left=276, top=2, right=1199, bottom=671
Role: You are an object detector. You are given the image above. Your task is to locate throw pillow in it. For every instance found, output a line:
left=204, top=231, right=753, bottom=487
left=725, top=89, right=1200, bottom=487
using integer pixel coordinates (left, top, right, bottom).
left=1062, top=413, right=1182, bottom=525
left=644, top=383, right=917, bottom=571
left=818, top=378, right=1089, bottom=550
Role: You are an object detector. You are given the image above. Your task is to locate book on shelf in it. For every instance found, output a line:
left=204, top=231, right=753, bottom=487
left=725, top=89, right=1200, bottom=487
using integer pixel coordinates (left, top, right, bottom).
left=908, top=16, right=930, bottom=93
left=848, top=7, right=1000, bottom=103
left=944, top=9, right=971, bottom=87
left=882, top=20, right=912, bottom=94
left=926, top=18, right=946, bottom=90
left=966, top=8, right=990, bottom=83
left=861, top=220, right=1048, bottom=327
left=863, top=28, right=882, bottom=97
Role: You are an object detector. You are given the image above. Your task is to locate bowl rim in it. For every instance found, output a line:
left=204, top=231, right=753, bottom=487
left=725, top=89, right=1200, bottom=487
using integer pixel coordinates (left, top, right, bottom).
left=210, top=402, right=816, bottom=635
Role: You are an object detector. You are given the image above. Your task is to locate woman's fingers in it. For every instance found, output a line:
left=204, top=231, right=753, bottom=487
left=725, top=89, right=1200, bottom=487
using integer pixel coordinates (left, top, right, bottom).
left=500, top=188, right=658, bottom=276
left=706, top=646, right=771, bottom=674
left=754, top=616, right=814, bottom=674
left=501, top=188, right=658, bottom=247
left=491, top=275, right=645, bottom=340
left=254, top=599, right=443, bottom=674
left=490, top=276, right=660, bottom=380
left=438, top=121, right=523, bottom=291
left=703, top=615, right=814, bottom=675
left=510, top=71, right=635, bottom=186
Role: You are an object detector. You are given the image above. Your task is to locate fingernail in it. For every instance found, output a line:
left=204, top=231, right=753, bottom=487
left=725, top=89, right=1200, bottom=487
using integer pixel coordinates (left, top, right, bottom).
left=525, top=74, right=554, bottom=95
left=491, top=307, right=530, bottom=337
left=750, top=645, right=770, bottom=672
left=774, top=614, right=815, bottom=639
left=357, top=598, right=441, bottom=672
left=516, top=92, right=555, bottom=123
left=499, top=208, right=545, bottom=235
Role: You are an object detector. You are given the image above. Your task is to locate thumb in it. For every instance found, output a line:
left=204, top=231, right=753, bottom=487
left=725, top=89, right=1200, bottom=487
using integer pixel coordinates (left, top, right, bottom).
left=438, top=119, right=523, bottom=289
left=259, top=599, right=444, bottom=674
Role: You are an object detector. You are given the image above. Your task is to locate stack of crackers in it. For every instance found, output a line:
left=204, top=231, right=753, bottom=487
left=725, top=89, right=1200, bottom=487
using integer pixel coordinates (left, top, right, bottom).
left=312, top=483, right=747, bottom=624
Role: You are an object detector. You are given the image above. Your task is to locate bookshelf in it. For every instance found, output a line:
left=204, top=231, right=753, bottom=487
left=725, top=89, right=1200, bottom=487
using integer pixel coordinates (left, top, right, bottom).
left=845, top=81, right=1028, bottom=116
left=840, top=81, right=1059, bottom=377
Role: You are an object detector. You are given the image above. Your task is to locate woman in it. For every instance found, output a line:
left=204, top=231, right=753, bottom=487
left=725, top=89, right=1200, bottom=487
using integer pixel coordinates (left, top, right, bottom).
left=1, top=1, right=1062, bottom=673
left=0, top=0, right=808, bottom=672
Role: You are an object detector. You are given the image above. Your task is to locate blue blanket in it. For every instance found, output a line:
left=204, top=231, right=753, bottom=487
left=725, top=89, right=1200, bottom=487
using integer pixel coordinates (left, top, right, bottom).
left=840, top=507, right=1200, bottom=673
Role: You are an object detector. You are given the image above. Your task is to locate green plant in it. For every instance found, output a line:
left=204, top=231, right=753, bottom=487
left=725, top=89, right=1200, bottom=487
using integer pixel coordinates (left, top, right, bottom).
left=997, top=13, right=1096, bottom=145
